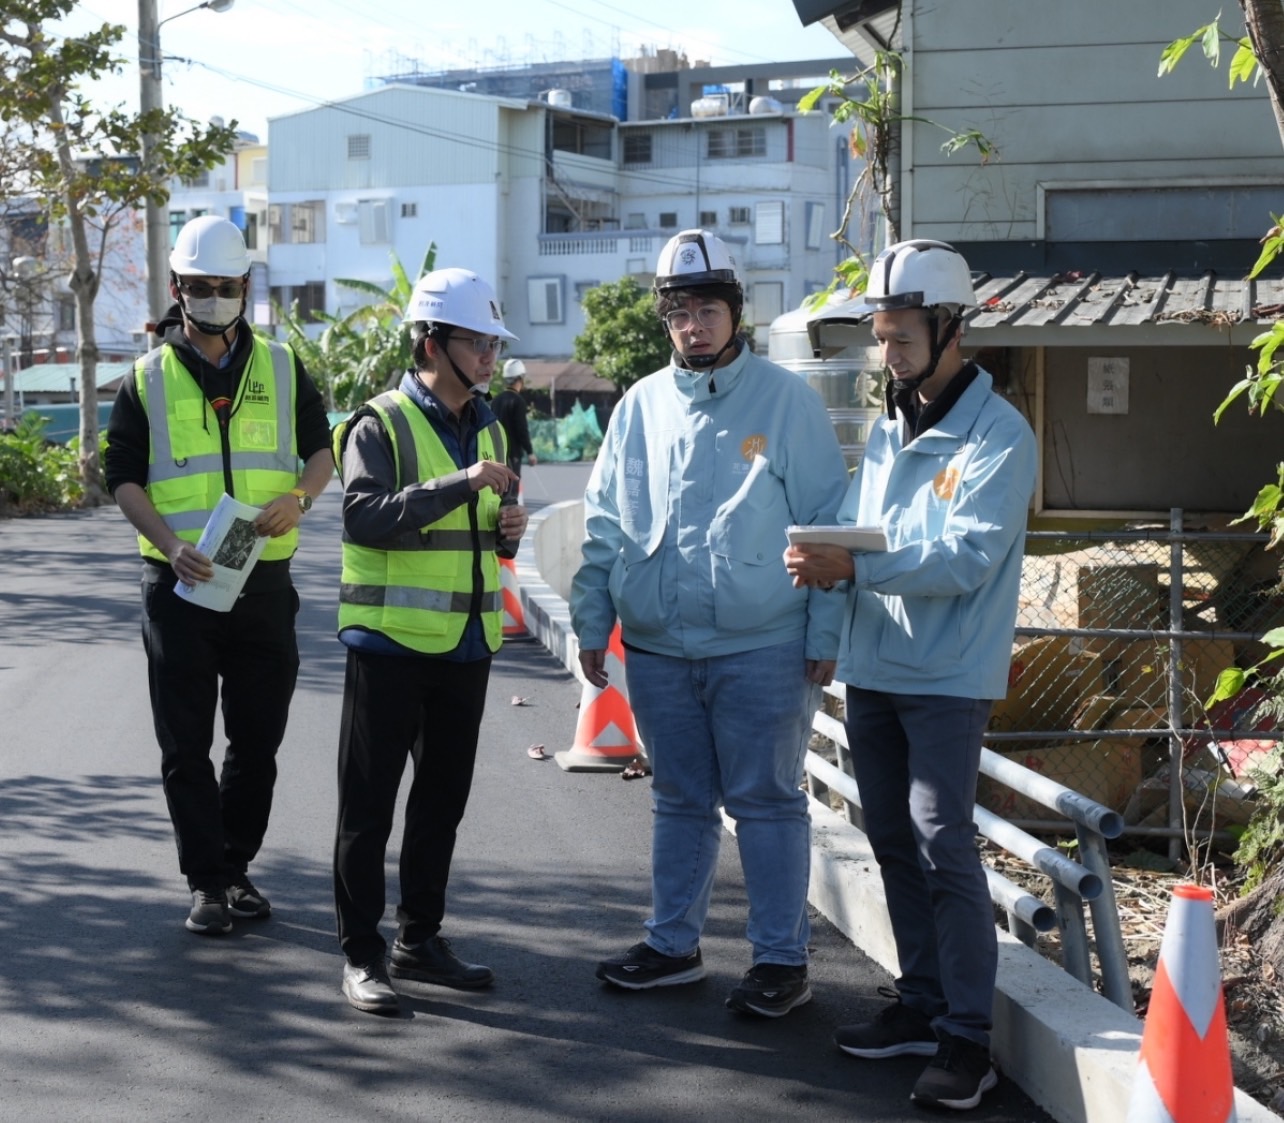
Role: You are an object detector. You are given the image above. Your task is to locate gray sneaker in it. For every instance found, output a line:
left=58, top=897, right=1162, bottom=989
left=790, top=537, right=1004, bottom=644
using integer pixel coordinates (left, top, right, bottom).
left=185, top=886, right=232, bottom=935
left=342, top=959, right=401, bottom=1015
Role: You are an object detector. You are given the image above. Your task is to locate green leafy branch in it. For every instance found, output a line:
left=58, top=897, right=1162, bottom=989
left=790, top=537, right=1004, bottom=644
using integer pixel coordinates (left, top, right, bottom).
left=797, top=47, right=997, bottom=309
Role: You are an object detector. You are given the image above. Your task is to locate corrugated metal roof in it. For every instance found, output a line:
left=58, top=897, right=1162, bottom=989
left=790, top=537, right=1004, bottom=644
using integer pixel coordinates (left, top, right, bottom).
left=3, top=360, right=134, bottom=394
left=967, top=271, right=1284, bottom=333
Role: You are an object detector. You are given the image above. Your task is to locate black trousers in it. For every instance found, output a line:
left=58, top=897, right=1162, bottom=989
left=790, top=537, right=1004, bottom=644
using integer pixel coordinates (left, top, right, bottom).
left=333, top=648, right=492, bottom=966
left=140, top=576, right=300, bottom=888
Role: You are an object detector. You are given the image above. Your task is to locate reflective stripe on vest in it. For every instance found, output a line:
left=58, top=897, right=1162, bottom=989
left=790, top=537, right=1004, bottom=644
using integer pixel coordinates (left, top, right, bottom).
left=136, top=338, right=299, bottom=562
left=337, top=389, right=507, bottom=654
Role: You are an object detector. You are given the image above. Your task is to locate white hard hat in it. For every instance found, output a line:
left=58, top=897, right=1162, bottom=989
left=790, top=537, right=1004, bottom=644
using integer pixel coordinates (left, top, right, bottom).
left=169, top=215, right=250, bottom=277
left=863, top=239, right=976, bottom=312
left=404, top=267, right=518, bottom=341
left=654, top=229, right=740, bottom=292
left=806, top=239, right=976, bottom=357
left=502, top=358, right=527, bottom=383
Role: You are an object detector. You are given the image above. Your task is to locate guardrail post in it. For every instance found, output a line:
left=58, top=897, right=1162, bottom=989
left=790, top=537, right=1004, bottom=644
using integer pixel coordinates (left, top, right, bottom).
left=1052, top=881, right=1093, bottom=988
left=1075, top=824, right=1134, bottom=1013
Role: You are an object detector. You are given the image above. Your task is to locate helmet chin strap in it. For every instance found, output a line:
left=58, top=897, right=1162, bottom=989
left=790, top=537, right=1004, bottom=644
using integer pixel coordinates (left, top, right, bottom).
left=888, top=311, right=962, bottom=394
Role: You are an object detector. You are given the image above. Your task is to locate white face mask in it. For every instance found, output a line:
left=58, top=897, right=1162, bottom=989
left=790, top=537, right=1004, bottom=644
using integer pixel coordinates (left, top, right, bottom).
left=185, top=295, right=242, bottom=333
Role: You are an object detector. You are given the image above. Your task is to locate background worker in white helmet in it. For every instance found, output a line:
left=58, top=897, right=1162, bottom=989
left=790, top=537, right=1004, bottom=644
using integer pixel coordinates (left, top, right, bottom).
left=105, top=214, right=334, bottom=936
left=786, top=239, right=1037, bottom=1111
left=491, top=358, right=538, bottom=480
left=570, top=230, right=848, bottom=1017
left=331, top=267, right=528, bottom=1016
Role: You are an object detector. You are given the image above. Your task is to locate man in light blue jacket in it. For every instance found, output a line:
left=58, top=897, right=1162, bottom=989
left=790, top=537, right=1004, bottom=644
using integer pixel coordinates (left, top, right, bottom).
left=571, top=230, right=849, bottom=1018
left=787, top=240, right=1037, bottom=1111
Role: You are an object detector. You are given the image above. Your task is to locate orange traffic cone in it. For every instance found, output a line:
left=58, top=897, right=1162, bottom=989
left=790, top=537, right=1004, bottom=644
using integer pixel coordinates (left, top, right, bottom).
left=1127, top=883, right=1236, bottom=1123
left=498, top=555, right=531, bottom=641
left=556, top=624, right=640, bottom=772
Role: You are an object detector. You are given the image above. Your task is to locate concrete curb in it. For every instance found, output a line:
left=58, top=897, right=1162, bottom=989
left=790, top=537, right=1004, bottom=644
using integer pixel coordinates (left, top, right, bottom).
left=515, top=503, right=1281, bottom=1123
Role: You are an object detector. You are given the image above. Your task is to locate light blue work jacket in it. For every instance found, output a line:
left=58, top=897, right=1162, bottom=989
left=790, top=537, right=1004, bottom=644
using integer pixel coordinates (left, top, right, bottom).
left=571, top=345, right=849, bottom=660
left=836, top=366, right=1037, bottom=700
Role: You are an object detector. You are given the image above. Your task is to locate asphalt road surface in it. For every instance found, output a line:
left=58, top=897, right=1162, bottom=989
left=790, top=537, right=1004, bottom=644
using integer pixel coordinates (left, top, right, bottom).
left=0, top=471, right=1052, bottom=1122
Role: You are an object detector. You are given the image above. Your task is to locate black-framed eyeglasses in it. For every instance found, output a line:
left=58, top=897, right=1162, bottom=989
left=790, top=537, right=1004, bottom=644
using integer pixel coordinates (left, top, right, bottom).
left=178, top=279, right=246, bottom=300
left=448, top=333, right=505, bottom=357
left=664, top=306, right=727, bottom=332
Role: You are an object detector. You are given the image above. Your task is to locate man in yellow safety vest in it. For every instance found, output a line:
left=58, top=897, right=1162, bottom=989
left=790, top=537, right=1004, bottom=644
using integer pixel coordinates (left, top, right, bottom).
left=331, top=267, right=528, bottom=1015
left=105, top=215, right=334, bottom=936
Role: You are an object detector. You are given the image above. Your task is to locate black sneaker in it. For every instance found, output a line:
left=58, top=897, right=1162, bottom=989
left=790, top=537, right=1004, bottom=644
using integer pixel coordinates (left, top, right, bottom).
left=596, top=942, right=706, bottom=990
left=725, top=963, right=811, bottom=1018
left=910, top=1033, right=997, bottom=1111
left=226, top=873, right=271, bottom=919
left=185, top=885, right=232, bottom=935
left=388, top=936, right=494, bottom=990
left=834, top=987, right=937, bottom=1058
left=342, top=959, right=401, bottom=1016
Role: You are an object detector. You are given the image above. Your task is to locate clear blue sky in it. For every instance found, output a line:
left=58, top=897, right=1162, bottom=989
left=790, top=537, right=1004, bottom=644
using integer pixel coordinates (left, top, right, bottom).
left=66, top=0, right=853, bottom=140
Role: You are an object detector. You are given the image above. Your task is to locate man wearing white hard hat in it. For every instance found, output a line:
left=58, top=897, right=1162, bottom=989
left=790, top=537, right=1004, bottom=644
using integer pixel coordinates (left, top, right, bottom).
left=491, top=357, right=537, bottom=480
left=330, top=267, right=528, bottom=1015
left=105, top=214, right=334, bottom=937
left=572, top=230, right=848, bottom=1018
left=786, top=239, right=1037, bottom=1111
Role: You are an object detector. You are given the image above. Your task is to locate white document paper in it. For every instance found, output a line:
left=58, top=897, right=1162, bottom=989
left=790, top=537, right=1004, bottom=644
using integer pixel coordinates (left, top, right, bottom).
left=786, top=524, right=888, bottom=552
left=174, top=493, right=270, bottom=613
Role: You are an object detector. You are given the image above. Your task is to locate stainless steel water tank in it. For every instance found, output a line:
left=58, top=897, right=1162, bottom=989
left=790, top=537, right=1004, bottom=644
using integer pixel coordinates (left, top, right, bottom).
left=767, top=306, right=883, bottom=468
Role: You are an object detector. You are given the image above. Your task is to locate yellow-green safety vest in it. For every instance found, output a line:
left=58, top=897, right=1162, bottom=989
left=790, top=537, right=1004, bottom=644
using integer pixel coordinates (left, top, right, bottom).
left=336, top=389, right=509, bottom=655
left=136, top=337, right=300, bottom=562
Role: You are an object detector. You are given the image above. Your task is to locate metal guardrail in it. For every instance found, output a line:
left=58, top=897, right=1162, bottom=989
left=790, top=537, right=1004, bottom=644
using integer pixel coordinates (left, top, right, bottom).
left=806, top=682, right=1134, bottom=1014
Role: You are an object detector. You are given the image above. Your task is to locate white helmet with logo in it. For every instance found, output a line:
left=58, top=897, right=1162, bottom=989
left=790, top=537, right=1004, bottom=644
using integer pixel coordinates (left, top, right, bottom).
left=169, top=215, right=250, bottom=277
left=807, top=239, right=976, bottom=358
left=654, top=229, right=741, bottom=293
left=404, top=267, right=518, bottom=341
left=502, top=358, right=527, bottom=384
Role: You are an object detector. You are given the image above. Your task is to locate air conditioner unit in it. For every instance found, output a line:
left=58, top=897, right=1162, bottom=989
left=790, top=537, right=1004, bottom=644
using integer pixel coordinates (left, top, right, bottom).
left=335, top=202, right=358, bottom=225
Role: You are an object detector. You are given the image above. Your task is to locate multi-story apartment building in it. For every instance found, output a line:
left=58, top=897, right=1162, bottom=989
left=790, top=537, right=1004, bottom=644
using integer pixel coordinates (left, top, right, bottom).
left=260, top=53, right=861, bottom=357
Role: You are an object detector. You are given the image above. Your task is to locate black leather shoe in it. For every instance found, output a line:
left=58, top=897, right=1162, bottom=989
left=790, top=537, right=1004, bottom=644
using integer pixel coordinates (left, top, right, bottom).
left=388, top=936, right=495, bottom=990
left=342, top=959, right=400, bottom=1015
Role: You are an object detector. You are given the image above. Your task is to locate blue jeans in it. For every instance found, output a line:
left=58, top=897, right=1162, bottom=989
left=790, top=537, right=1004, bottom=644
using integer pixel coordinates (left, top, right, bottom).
left=624, top=640, right=817, bottom=966
left=844, top=687, right=996, bottom=1047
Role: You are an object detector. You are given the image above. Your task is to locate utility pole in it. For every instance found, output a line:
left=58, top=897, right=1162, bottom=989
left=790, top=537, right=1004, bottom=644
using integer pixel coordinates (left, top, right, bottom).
left=137, top=1, right=236, bottom=345
left=138, top=0, right=167, bottom=344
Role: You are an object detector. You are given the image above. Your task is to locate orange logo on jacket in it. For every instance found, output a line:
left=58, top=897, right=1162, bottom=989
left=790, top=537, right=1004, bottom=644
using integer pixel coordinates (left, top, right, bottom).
left=933, top=466, right=960, bottom=500
left=741, top=435, right=767, bottom=460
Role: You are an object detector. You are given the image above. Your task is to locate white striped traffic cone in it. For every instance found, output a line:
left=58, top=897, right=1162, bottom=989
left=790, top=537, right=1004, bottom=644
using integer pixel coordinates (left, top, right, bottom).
left=555, top=623, right=640, bottom=772
left=1127, top=883, right=1236, bottom=1123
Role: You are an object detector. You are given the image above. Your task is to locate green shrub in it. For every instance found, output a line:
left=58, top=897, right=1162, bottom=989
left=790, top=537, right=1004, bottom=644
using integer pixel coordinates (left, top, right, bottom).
left=0, top=414, right=89, bottom=515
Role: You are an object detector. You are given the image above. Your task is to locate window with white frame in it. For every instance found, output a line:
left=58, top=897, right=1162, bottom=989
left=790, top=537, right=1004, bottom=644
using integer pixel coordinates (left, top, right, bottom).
left=707, top=126, right=765, bottom=160
left=401, top=201, right=417, bottom=218
left=659, top=212, right=678, bottom=229
left=528, top=276, right=564, bottom=324
left=357, top=199, right=390, bottom=245
left=728, top=206, right=751, bottom=225
left=699, top=210, right=717, bottom=227
left=290, top=201, right=325, bottom=244
left=755, top=200, right=785, bottom=245
left=805, top=202, right=825, bottom=250
left=750, top=281, right=784, bottom=328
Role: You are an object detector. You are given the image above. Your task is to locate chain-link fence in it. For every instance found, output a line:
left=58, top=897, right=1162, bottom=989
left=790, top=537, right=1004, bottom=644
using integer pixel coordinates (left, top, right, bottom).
left=982, top=510, right=1283, bottom=851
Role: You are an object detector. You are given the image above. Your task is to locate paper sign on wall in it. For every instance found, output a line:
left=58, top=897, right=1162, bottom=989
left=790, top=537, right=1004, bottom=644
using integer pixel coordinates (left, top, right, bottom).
left=1087, top=357, right=1129, bottom=415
